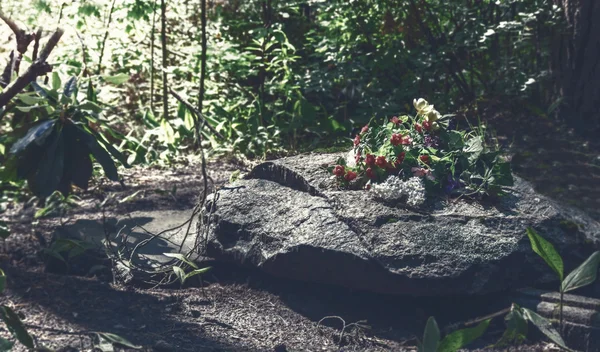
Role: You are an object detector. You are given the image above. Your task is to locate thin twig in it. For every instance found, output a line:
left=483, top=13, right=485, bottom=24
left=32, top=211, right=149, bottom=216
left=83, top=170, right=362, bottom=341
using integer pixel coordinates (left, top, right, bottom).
left=169, top=88, right=225, bottom=140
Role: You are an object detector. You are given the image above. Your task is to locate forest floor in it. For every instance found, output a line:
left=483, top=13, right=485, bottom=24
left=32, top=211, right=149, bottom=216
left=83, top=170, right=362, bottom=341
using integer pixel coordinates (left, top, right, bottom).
left=1, top=103, right=599, bottom=351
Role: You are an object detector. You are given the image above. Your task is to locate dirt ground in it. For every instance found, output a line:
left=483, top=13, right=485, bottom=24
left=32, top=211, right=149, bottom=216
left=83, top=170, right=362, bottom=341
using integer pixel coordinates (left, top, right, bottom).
left=2, top=105, right=598, bottom=351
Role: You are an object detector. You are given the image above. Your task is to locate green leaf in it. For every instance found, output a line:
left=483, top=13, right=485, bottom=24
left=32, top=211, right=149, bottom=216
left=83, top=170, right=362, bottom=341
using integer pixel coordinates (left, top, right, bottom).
left=0, top=305, right=34, bottom=348
left=102, top=73, right=130, bottom=85
left=17, top=93, right=47, bottom=105
left=463, top=136, right=483, bottom=164
left=77, top=101, right=103, bottom=114
left=438, top=319, right=490, bottom=352
left=62, top=124, right=93, bottom=190
left=31, top=81, right=57, bottom=103
left=0, top=269, right=6, bottom=293
left=63, top=76, right=77, bottom=98
left=30, top=130, right=65, bottom=198
left=95, top=332, right=141, bottom=350
left=495, top=305, right=528, bottom=347
left=492, top=161, right=514, bottom=186
left=185, top=267, right=211, bottom=281
left=447, top=131, right=464, bottom=150
left=72, top=125, right=119, bottom=181
left=9, top=120, right=57, bottom=155
left=42, top=248, right=67, bottom=263
left=0, top=221, right=9, bottom=239
left=85, top=127, right=130, bottom=168
left=0, top=337, right=14, bottom=352
left=526, top=228, right=564, bottom=281
left=561, top=251, right=600, bottom=293
left=422, top=317, right=441, bottom=352
left=173, top=266, right=186, bottom=284
left=522, top=308, right=572, bottom=351
left=51, top=72, right=61, bottom=91
left=163, top=253, right=198, bottom=269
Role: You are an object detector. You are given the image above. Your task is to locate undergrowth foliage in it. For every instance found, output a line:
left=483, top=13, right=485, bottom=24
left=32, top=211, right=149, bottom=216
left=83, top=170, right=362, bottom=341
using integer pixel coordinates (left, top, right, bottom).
left=329, top=98, right=513, bottom=204
left=0, top=0, right=562, bottom=162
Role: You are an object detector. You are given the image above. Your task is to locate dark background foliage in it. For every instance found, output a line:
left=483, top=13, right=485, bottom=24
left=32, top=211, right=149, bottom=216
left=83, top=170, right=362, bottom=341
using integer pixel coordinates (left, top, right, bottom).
left=0, top=0, right=597, bottom=202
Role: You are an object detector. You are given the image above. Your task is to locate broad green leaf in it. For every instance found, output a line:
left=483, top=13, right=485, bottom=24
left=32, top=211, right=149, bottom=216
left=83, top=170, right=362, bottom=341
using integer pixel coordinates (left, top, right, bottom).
left=77, top=101, right=103, bottom=113
left=438, top=319, right=490, bottom=352
left=0, top=269, right=5, bottom=293
left=95, top=332, right=141, bottom=349
left=0, top=221, right=9, bottom=239
left=422, top=317, right=440, bottom=352
left=173, top=266, right=186, bottom=284
left=9, top=120, right=57, bottom=155
left=31, top=81, right=57, bottom=103
left=16, top=93, right=46, bottom=105
left=51, top=72, right=61, bottom=91
left=526, top=228, right=564, bottom=281
left=160, top=119, right=176, bottom=144
left=447, top=131, right=464, bottom=150
left=561, top=251, right=600, bottom=293
left=463, top=136, right=483, bottom=164
left=31, top=131, right=65, bottom=198
left=522, top=308, right=572, bottom=351
left=42, top=248, right=67, bottom=264
left=492, top=161, right=514, bottom=186
left=185, top=267, right=212, bottom=281
left=73, top=125, right=119, bottom=181
left=495, top=305, right=528, bottom=347
left=0, top=305, right=34, bottom=348
left=63, top=76, right=77, bottom=98
left=163, top=253, right=198, bottom=269
left=15, top=105, right=44, bottom=112
left=102, top=73, right=130, bottom=85
left=85, top=127, right=130, bottom=168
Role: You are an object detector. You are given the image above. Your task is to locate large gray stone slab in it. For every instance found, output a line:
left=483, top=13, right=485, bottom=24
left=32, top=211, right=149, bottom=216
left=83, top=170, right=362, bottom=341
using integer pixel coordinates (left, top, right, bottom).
left=203, top=152, right=600, bottom=296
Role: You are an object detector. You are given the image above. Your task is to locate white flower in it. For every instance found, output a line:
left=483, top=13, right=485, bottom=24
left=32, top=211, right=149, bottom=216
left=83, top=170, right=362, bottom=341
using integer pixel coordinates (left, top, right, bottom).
left=413, top=98, right=433, bottom=115
left=346, top=149, right=356, bottom=167
left=371, top=175, right=426, bottom=207
left=425, top=109, right=441, bottom=122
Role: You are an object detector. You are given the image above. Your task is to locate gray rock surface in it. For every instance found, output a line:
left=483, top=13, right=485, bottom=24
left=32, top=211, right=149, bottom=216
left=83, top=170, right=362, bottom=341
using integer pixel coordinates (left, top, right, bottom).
left=203, top=152, right=600, bottom=296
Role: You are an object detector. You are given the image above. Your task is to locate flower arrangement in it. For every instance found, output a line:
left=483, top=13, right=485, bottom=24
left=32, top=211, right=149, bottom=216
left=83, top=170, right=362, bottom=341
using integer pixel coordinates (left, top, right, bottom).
left=329, top=98, right=513, bottom=205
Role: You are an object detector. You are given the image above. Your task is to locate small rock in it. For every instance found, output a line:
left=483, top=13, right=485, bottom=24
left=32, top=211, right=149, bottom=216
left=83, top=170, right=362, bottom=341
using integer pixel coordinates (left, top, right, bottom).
left=191, top=309, right=201, bottom=318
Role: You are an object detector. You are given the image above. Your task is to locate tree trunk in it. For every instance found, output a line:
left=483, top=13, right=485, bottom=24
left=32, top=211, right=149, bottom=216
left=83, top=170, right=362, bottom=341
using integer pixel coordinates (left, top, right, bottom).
left=552, top=0, right=600, bottom=133
left=161, top=0, right=169, bottom=120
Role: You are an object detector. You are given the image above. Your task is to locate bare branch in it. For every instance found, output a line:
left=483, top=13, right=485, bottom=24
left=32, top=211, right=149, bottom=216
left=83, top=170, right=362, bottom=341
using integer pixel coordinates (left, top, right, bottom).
left=0, top=11, right=34, bottom=55
left=0, top=28, right=64, bottom=108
